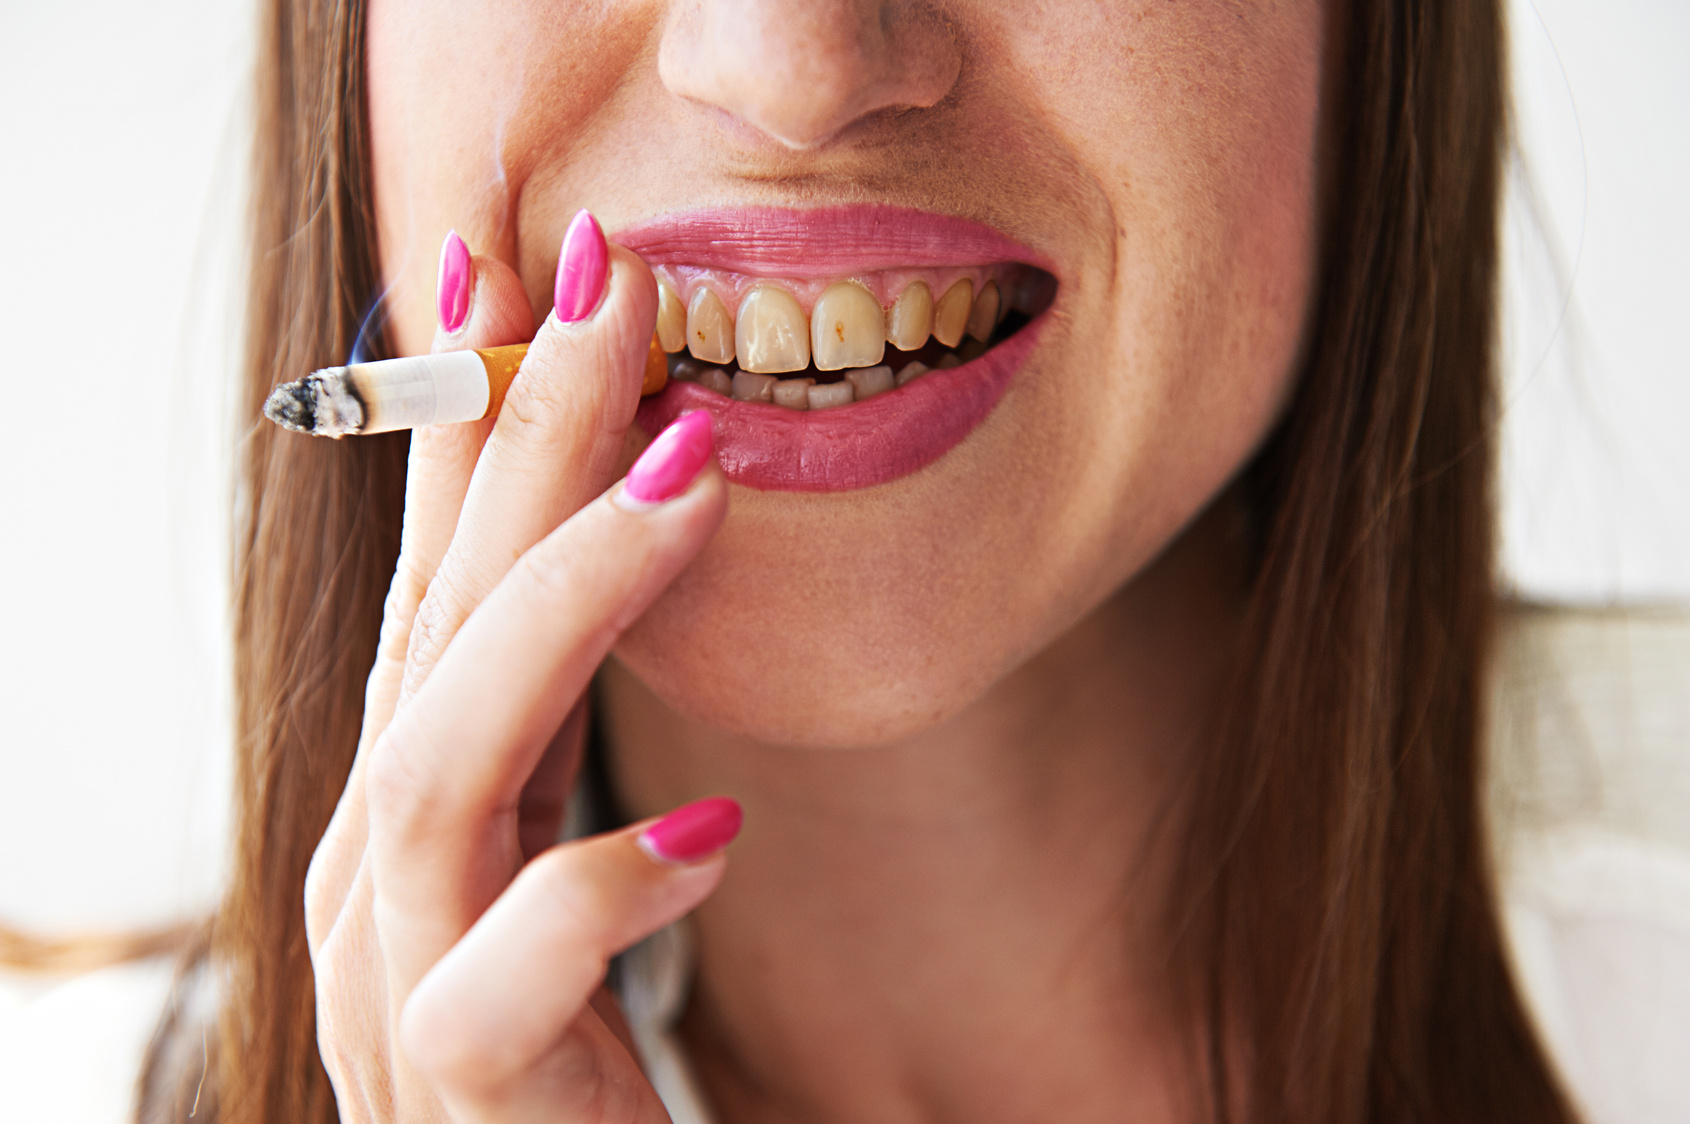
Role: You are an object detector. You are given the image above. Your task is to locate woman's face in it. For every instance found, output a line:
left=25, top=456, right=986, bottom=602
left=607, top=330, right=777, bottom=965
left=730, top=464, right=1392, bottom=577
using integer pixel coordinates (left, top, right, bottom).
left=368, top=0, right=1324, bottom=746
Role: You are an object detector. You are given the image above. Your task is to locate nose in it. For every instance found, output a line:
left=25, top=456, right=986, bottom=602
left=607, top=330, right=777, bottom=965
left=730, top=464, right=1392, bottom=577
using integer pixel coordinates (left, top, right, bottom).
left=658, top=0, right=962, bottom=150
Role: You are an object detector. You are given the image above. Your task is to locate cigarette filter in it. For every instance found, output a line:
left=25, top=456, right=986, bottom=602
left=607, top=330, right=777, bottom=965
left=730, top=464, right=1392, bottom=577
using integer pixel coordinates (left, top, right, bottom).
left=263, top=336, right=669, bottom=438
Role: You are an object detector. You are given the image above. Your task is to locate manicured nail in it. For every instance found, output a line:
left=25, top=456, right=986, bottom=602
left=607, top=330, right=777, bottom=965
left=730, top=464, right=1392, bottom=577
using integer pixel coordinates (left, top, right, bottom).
left=619, top=411, right=714, bottom=508
left=638, top=796, right=743, bottom=864
left=553, top=209, right=609, bottom=323
left=437, top=229, right=471, bottom=334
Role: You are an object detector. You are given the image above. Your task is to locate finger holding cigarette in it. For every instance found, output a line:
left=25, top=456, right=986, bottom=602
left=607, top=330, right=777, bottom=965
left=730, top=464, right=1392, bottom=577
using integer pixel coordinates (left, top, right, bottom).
left=263, top=252, right=670, bottom=438
left=350, top=232, right=538, bottom=754
left=396, top=211, right=663, bottom=701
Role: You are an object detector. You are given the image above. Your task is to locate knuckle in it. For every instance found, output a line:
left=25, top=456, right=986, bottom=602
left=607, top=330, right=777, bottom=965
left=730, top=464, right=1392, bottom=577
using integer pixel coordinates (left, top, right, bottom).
left=523, top=847, right=620, bottom=952
left=399, top=987, right=500, bottom=1093
left=500, top=369, right=575, bottom=438
left=363, top=722, right=444, bottom=838
left=512, top=533, right=591, bottom=604
left=401, top=563, right=477, bottom=695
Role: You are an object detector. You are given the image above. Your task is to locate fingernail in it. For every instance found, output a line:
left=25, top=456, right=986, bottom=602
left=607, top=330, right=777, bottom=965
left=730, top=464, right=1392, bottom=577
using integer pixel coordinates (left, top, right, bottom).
left=638, top=796, right=743, bottom=864
left=619, top=411, right=714, bottom=508
left=437, top=229, right=471, bottom=334
left=553, top=209, right=609, bottom=323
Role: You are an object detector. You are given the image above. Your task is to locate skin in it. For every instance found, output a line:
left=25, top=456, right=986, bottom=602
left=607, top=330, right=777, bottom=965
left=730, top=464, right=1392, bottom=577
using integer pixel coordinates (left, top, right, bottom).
left=305, top=2, right=1325, bottom=1122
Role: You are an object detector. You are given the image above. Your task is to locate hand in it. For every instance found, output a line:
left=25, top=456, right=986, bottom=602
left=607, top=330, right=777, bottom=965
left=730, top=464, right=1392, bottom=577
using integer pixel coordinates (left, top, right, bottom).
left=303, top=218, right=732, bottom=1124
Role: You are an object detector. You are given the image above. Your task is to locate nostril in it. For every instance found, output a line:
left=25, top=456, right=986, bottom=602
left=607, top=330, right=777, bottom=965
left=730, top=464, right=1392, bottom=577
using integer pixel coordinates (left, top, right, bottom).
left=658, top=0, right=961, bottom=150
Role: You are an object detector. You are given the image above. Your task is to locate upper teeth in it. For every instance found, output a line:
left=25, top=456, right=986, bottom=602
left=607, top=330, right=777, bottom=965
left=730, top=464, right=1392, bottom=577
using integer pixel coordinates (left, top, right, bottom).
left=654, top=268, right=1022, bottom=374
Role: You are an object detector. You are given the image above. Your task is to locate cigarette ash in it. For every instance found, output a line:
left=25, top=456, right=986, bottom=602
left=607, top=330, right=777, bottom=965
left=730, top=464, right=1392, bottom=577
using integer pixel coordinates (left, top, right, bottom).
left=262, top=370, right=366, bottom=438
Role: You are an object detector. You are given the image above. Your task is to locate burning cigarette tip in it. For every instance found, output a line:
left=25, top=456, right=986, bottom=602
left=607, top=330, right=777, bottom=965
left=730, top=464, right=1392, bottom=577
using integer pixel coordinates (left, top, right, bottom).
left=263, top=378, right=320, bottom=433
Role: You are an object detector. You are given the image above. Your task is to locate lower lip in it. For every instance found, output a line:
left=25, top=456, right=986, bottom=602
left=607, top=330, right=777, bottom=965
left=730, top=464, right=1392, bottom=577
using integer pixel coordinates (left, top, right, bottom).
left=635, top=319, right=1043, bottom=492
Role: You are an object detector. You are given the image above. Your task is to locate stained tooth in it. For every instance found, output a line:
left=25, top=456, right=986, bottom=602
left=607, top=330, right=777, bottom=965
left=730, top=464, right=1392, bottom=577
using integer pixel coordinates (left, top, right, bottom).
left=844, top=366, right=893, bottom=400
left=894, top=360, right=929, bottom=387
left=965, top=280, right=1000, bottom=342
left=811, top=282, right=884, bottom=370
left=958, top=338, right=988, bottom=362
left=885, top=281, right=934, bottom=352
left=731, top=371, right=778, bottom=402
left=687, top=287, right=735, bottom=364
left=672, top=357, right=704, bottom=381
left=808, top=381, right=854, bottom=410
left=934, top=352, right=962, bottom=370
left=656, top=282, right=687, bottom=352
left=772, top=377, right=814, bottom=410
left=696, top=366, right=733, bottom=396
left=732, top=284, right=809, bottom=373
left=932, top=279, right=973, bottom=348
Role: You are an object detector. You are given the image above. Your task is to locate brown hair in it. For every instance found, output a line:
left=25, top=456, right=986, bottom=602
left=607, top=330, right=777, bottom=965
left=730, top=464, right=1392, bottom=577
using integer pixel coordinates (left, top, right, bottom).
left=138, top=0, right=1578, bottom=1121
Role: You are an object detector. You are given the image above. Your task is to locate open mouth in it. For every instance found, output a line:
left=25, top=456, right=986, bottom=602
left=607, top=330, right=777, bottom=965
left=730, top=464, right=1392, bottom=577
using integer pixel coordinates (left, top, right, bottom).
left=621, top=206, right=1057, bottom=492
left=654, top=263, right=1055, bottom=409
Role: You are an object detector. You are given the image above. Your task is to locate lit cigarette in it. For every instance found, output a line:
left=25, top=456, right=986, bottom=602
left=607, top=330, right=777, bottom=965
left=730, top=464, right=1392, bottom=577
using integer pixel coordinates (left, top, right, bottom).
left=263, top=337, right=670, bottom=438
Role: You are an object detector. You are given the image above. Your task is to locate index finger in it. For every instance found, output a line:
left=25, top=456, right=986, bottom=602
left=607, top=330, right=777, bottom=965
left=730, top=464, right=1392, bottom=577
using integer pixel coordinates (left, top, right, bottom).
left=401, top=215, right=659, bottom=701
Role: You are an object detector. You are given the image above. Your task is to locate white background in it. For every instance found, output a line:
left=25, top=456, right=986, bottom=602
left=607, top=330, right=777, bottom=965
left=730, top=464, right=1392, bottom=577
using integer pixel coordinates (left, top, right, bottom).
left=0, top=1, right=1685, bottom=1119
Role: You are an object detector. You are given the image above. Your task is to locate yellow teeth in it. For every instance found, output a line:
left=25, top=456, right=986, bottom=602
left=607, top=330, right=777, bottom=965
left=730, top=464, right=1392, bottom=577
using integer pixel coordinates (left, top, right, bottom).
left=687, top=287, right=735, bottom=364
left=966, top=280, right=1000, bottom=343
left=808, top=382, right=854, bottom=410
left=672, top=267, right=1042, bottom=369
left=735, top=284, right=810, bottom=373
left=772, top=377, right=814, bottom=409
left=656, top=282, right=687, bottom=353
left=811, top=282, right=885, bottom=371
left=895, top=360, right=929, bottom=387
left=932, top=279, right=973, bottom=349
left=731, top=370, right=777, bottom=402
left=844, top=365, right=893, bottom=400
left=885, top=281, right=934, bottom=352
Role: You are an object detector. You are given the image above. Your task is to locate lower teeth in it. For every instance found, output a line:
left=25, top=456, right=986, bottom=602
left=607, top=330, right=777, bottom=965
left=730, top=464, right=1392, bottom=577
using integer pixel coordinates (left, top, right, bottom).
left=674, top=355, right=943, bottom=408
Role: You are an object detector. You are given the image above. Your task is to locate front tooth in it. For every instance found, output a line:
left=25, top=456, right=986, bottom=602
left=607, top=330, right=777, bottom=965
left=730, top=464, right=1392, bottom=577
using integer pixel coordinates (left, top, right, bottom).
left=885, top=281, right=934, bottom=352
left=808, top=381, right=854, bottom=410
left=731, top=371, right=777, bottom=402
left=735, top=285, right=810, bottom=373
left=812, top=282, right=884, bottom=370
left=772, top=377, right=814, bottom=409
left=932, top=279, right=973, bottom=348
left=687, top=287, right=735, bottom=364
left=966, top=280, right=1000, bottom=342
left=844, top=366, right=892, bottom=400
left=656, top=282, right=687, bottom=352
left=895, top=360, right=929, bottom=386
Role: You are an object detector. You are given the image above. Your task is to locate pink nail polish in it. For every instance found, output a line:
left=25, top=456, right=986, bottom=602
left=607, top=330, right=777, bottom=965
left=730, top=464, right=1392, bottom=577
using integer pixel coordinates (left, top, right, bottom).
left=553, top=209, right=609, bottom=323
left=622, top=411, right=714, bottom=506
left=437, top=229, right=471, bottom=334
left=638, top=797, right=743, bottom=864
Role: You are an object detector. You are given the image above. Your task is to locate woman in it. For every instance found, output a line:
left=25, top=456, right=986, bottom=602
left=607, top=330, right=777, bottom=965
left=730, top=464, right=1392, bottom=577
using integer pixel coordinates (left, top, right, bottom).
left=141, top=0, right=1579, bottom=1121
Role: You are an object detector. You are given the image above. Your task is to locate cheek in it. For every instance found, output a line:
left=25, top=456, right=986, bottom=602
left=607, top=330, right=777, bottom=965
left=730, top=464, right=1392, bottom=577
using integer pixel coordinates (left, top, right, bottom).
left=367, top=0, right=642, bottom=355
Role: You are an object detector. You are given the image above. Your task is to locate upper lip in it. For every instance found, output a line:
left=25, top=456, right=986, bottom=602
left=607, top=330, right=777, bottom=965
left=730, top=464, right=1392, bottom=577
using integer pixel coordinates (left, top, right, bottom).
left=611, top=204, right=1054, bottom=278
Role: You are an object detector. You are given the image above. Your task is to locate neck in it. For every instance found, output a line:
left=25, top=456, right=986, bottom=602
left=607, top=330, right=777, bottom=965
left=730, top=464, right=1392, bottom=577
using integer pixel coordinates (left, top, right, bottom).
left=599, top=504, right=1246, bottom=1124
